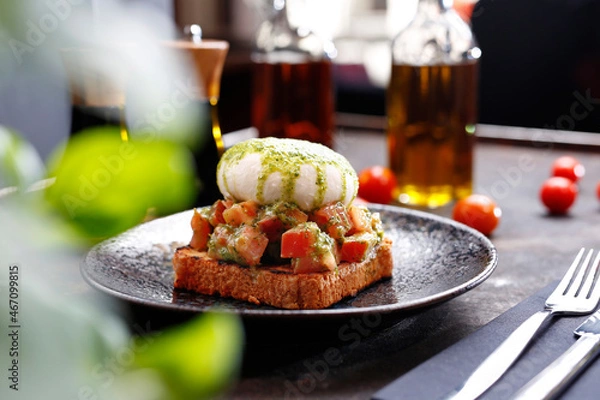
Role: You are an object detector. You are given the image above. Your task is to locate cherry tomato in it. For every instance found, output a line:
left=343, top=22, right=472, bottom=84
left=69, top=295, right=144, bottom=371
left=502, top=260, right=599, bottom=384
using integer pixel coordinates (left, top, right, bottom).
left=454, top=0, right=476, bottom=22
left=452, top=194, right=502, bottom=236
left=540, top=176, right=578, bottom=214
left=358, top=166, right=397, bottom=204
left=596, top=181, right=600, bottom=201
left=551, top=156, right=585, bottom=182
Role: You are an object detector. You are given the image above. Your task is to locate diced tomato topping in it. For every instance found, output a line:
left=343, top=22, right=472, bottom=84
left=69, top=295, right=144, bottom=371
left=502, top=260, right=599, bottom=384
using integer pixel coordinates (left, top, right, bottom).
left=347, top=205, right=372, bottom=235
left=279, top=206, right=308, bottom=228
left=208, top=199, right=233, bottom=226
left=190, top=209, right=212, bottom=250
left=257, top=215, right=285, bottom=241
left=222, top=200, right=258, bottom=226
left=195, top=199, right=382, bottom=272
left=281, top=222, right=338, bottom=273
left=209, top=225, right=232, bottom=249
left=340, top=232, right=378, bottom=263
left=207, top=225, right=268, bottom=267
left=257, top=203, right=308, bottom=241
left=191, top=208, right=207, bottom=231
left=280, top=223, right=319, bottom=258
left=310, top=202, right=352, bottom=240
left=292, top=249, right=337, bottom=274
left=233, top=225, right=269, bottom=267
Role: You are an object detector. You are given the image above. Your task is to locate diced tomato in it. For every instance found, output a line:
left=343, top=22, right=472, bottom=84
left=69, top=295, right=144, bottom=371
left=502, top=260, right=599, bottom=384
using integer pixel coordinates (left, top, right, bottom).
left=222, top=200, right=258, bottom=226
left=209, top=225, right=232, bottom=249
left=208, top=199, right=232, bottom=226
left=233, top=225, right=269, bottom=267
left=191, top=208, right=207, bottom=231
left=347, top=205, right=372, bottom=235
left=292, top=249, right=337, bottom=274
left=279, top=206, right=308, bottom=228
left=257, top=215, right=285, bottom=241
left=340, top=232, right=378, bottom=263
left=280, top=223, right=319, bottom=258
left=310, top=202, right=352, bottom=240
left=281, top=222, right=338, bottom=273
left=190, top=209, right=212, bottom=250
left=257, top=203, right=308, bottom=241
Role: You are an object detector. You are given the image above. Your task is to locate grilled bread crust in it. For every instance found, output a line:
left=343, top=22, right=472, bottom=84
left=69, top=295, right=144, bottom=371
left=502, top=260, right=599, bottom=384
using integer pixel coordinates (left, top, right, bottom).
left=172, top=237, right=393, bottom=310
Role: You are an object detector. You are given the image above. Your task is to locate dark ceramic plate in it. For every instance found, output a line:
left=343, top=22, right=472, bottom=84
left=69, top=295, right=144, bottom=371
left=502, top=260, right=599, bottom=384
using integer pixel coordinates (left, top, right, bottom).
left=81, top=204, right=497, bottom=318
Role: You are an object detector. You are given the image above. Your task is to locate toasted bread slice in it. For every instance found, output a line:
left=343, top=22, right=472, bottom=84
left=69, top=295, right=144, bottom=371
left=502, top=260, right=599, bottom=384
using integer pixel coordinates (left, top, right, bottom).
left=172, top=237, right=393, bottom=310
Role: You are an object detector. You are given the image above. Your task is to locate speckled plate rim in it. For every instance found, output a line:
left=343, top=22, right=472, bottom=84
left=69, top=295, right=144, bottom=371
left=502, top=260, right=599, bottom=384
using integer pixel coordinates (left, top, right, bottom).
left=81, top=204, right=498, bottom=318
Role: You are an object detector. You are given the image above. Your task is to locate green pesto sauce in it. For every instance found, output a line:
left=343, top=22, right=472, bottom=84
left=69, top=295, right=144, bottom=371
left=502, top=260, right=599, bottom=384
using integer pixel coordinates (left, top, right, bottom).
left=302, top=221, right=335, bottom=256
left=217, top=138, right=357, bottom=210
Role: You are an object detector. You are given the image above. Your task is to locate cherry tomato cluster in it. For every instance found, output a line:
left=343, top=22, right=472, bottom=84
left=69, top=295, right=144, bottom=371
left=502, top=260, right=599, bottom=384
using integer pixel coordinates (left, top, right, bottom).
left=357, top=166, right=503, bottom=236
left=357, top=166, right=501, bottom=235
left=357, top=155, right=597, bottom=237
left=540, top=156, right=585, bottom=214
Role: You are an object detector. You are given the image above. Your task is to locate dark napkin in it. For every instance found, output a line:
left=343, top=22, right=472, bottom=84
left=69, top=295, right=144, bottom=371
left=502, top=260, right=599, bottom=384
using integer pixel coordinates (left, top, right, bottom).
left=373, top=282, right=600, bottom=400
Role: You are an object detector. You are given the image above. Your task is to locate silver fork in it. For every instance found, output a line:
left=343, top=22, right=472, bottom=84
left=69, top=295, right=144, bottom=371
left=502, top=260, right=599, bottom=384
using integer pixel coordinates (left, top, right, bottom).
left=442, top=248, right=600, bottom=400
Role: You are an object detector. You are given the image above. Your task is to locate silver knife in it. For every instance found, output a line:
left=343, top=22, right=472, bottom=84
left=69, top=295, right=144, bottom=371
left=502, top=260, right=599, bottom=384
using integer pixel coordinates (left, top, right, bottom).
left=511, top=309, right=600, bottom=400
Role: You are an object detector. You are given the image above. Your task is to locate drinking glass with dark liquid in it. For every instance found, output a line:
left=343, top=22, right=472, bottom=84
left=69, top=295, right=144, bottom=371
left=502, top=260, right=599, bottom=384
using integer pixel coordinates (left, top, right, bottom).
left=61, top=47, right=130, bottom=140
left=163, top=30, right=229, bottom=205
left=251, top=0, right=336, bottom=148
left=387, top=0, right=481, bottom=208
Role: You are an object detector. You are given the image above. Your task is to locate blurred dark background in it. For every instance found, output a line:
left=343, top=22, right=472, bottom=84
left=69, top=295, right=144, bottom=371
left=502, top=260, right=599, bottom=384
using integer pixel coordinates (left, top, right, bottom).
left=216, top=0, right=600, bottom=134
left=471, top=0, right=600, bottom=133
left=1, top=0, right=600, bottom=161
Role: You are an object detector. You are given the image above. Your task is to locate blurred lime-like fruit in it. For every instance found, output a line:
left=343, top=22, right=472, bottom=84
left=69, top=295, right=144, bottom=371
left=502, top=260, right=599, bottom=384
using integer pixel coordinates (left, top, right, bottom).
left=45, top=127, right=197, bottom=239
left=133, top=312, right=244, bottom=399
left=0, top=125, right=45, bottom=189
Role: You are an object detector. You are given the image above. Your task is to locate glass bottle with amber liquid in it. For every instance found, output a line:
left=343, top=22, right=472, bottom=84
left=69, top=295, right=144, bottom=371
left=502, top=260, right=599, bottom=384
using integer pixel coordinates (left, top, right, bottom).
left=252, top=0, right=336, bottom=147
left=387, top=0, right=481, bottom=208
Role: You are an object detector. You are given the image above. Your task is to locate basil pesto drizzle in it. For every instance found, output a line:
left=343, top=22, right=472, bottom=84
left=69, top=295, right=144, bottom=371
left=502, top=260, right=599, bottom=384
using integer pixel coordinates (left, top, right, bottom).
left=217, top=137, right=357, bottom=210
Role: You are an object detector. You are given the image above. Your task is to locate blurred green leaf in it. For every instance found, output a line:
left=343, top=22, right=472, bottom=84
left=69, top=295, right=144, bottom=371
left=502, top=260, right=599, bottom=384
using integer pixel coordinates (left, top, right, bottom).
left=1, top=197, right=243, bottom=400
left=133, top=312, right=244, bottom=400
left=45, top=126, right=197, bottom=239
left=0, top=125, right=45, bottom=189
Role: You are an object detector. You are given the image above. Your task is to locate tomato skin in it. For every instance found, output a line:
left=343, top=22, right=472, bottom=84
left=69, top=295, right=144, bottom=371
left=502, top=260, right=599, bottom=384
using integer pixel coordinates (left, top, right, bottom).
left=280, top=224, right=317, bottom=258
left=190, top=209, right=212, bottom=251
left=347, top=205, right=372, bottom=235
left=222, top=200, right=258, bottom=226
left=452, top=194, right=502, bottom=236
left=208, top=199, right=233, bottom=226
left=551, top=156, right=585, bottom=182
left=310, top=202, right=352, bottom=239
left=232, top=225, right=269, bottom=267
left=540, top=177, right=578, bottom=214
left=340, top=232, right=378, bottom=263
left=257, top=215, right=285, bottom=241
left=358, top=166, right=397, bottom=204
left=207, top=225, right=268, bottom=267
left=292, top=251, right=336, bottom=274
